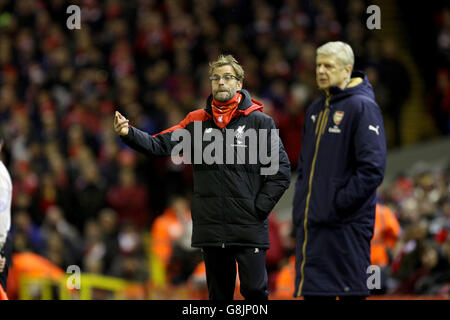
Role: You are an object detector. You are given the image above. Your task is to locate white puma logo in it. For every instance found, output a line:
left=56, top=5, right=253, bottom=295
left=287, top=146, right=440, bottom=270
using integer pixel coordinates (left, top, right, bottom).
left=368, top=125, right=380, bottom=135
left=311, top=115, right=316, bottom=123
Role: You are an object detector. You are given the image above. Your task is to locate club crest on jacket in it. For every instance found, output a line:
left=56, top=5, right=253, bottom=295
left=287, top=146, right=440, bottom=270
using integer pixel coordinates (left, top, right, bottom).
left=333, top=111, right=344, bottom=125
left=235, top=125, right=246, bottom=139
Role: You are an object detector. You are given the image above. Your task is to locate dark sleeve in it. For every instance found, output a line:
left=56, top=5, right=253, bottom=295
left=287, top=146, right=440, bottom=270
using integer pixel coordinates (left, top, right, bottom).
left=254, top=117, right=291, bottom=219
left=335, top=99, right=387, bottom=213
left=120, top=126, right=178, bottom=157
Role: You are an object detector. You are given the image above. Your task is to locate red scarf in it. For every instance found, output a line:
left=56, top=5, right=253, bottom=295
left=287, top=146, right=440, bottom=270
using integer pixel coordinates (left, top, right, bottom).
left=211, top=93, right=242, bottom=129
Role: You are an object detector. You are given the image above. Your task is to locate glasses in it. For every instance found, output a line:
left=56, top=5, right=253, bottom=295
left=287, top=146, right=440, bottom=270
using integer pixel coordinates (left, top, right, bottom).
left=209, top=74, right=239, bottom=82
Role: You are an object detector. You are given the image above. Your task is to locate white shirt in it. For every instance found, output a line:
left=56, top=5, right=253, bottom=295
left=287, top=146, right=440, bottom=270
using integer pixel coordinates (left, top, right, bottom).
left=0, top=160, right=12, bottom=251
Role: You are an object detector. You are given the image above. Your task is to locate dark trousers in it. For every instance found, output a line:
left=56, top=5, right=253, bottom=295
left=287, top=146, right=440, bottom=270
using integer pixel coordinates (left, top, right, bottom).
left=0, top=231, right=13, bottom=290
left=202, top=246, right=268, bottom=301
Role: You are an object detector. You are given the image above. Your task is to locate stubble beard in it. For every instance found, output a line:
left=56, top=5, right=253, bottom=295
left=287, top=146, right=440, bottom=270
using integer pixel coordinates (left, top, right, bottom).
left=213, top=90, right=233, bottom=102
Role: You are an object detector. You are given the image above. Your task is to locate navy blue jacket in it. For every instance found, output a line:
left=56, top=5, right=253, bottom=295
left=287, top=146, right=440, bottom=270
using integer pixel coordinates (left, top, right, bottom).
left=292, top=71, right=386, bottom=297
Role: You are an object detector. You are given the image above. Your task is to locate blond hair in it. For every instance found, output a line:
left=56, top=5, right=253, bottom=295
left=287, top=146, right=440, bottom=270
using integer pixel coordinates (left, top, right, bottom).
left=209, top=54, right=245, bottom=81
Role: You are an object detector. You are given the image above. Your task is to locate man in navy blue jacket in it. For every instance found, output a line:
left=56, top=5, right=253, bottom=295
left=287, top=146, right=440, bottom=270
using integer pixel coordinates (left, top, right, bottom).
left=292, top=41, right=387, bottom=300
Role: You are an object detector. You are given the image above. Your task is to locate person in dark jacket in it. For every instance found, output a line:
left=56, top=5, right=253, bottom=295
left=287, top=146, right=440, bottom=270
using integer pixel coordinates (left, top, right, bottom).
left=292, top=42, right=386, bottom=300
left=114, top=54, right=291, bottom=300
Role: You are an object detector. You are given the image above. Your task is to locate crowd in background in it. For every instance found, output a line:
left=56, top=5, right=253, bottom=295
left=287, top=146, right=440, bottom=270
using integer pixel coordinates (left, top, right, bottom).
left=429, top=6, right=450, bottom=136
left=377, top=164, right=450, bottom=296
left=0, top=0, right=449, bottom=298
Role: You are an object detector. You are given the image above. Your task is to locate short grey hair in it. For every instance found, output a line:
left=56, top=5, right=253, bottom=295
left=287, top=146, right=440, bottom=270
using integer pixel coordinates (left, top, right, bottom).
left=316, top=41, right=354, bottom=68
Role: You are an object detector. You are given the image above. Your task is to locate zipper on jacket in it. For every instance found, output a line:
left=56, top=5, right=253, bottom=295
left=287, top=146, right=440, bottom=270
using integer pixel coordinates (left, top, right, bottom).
left=218, top=119, right=239, bottom=248
left=212, top=111, right=240, bottom=248
left=220, top=126, right=226, bottom=248
left=297, top=96, right=330, bottom=297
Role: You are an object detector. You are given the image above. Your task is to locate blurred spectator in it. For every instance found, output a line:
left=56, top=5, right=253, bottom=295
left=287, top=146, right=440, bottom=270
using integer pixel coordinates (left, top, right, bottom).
left=106, top=166, right=152, bottom=230
left=110, top=223, right=148, bottom=282
left=370, top=202, right=401, bottom=294
left=97, top=208, right=120, bottom=276
left=414, top=240, right=450, bottom=295
left=167, top=196, right=202, bottom=285
left=30, top=173, right=62, bottom=225
left=187, top=261, right=208, bottom=300
left=82, top=219, right=106, bottom=274
left=71, top=152, right=107, bottom=231
left=436, top=7, right=450, bottom=64
left=377, top=39, right=411, bottom=147
left=271, top=221, right=297, bottom=298
left=277, top=84, right=308, bottom=170
left=40, top=206, right=82, bottom=267
left=265, top=214, right=284, bottom=293
left=6, top=252, right=64, bottom=300
left=430, top=196, right=450, bottom=244
left=11, top=210, right=44, bottom=254
left=429, top=68, right=450, bottom=135
left=391, top=240, right=449, bottom=295
left=273, top=254, right=295, bottom=299
left=150, top=196, right=201, bottom=285
left=365, top=65, right=389, bottom=120
left=371, top=203, right=402, bottom=266
left=43, top=230, right=71, bottom=269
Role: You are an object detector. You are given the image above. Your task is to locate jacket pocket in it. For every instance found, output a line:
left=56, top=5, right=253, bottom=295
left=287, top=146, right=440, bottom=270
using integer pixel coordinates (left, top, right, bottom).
left=308, top=177, right=344, bottom=225
left=330, top=178, right=347, bottom=219
left=191, top=196, right=223, bottom=225
left=225, top=197, right=260, bottom=224
left=254, top=207, right=267, bottom=221
left=254, top=193, right=273, bottom=221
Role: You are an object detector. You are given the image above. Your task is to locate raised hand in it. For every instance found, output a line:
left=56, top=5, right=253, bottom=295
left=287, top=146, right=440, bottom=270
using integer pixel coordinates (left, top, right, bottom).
left=114, top=111, right=130, bottom=136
